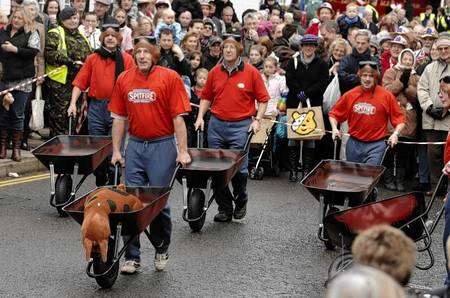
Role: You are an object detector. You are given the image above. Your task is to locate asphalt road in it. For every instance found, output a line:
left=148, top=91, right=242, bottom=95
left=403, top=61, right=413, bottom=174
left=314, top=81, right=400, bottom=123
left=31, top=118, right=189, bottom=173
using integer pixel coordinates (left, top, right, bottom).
left=0, top=172, right=447, bottom=297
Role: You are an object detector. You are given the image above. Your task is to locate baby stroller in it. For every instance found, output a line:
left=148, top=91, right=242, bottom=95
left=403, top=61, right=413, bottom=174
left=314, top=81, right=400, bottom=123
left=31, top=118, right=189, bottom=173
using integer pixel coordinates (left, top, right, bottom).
left=249, top=118, right=278, bottom=180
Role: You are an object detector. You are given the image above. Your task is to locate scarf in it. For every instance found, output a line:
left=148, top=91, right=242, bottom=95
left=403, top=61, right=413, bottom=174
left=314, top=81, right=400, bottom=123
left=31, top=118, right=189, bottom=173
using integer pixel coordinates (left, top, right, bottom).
left=94, top=46, right=125, bottom=80
left=393, top=49, right=416, bottom=71
left=299, top=52, right=314, bottom=66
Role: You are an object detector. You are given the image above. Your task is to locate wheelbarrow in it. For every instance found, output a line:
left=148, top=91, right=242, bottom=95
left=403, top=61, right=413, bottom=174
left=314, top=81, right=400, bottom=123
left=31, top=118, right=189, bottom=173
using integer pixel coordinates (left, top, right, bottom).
left=301, top=159, right=385, bottom=249
left=176, top=131, right=253, bottom=232
left=32, top=117, right=112, bottom=216
left=324, top=173, right=448, bottom=281
left=63, top=165, right=179, bottom=289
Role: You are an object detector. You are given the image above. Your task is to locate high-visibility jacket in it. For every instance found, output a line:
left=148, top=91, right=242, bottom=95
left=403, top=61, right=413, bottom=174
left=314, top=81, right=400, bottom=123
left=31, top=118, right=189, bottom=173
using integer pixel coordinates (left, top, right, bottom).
left=437, top=16, right=450, bottom=33
left=45, top=26, right=90, bottom=84
left=420, top=13, right=436, bottom=26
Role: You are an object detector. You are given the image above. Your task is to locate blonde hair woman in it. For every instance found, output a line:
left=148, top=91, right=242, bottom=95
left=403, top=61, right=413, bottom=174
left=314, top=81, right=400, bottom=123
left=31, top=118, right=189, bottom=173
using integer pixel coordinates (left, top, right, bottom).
left=181, top=32, right=200, bottom=55
left=328, top=38, right=351, bottom=76
left=0, top=7, right=40, bottom=161
left=135, top=15, right=154, bottom=37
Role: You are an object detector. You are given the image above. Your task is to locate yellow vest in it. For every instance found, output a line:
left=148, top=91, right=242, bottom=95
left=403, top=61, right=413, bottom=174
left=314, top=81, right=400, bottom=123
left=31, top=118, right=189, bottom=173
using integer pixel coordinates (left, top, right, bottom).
left=45, top=26, right=90, bottom=84
left=420, top=13, right=436, bottom=24
left=438, top=16, right=450, bottom=32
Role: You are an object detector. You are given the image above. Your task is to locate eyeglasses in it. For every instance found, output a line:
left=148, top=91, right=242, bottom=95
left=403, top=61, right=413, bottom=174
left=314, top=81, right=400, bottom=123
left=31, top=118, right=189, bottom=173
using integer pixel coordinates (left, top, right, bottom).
left=133, top=36, right=156, bottom=45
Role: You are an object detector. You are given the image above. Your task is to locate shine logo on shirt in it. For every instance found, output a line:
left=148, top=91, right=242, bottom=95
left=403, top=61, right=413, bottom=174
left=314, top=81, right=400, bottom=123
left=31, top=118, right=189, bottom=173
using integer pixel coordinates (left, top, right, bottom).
left=353, top=102, right=376, bottom=115
left=128, top=89, right=156, bottom=103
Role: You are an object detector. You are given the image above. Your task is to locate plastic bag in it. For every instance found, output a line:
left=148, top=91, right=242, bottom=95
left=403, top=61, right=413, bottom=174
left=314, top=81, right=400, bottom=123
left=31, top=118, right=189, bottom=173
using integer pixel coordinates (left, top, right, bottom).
left=322, top=75, right=341, bottom=114
left=29, top=85, right=45, bottom=131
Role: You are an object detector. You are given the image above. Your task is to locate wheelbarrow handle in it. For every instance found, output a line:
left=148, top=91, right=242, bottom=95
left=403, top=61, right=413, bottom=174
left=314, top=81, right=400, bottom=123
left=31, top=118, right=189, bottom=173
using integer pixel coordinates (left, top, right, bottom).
left=169, top=163, right=181, bottom=189
left=113, top=162, right=120, bottom=186
left=196, top=129, right=203, bottom=149
left=68, top=115, right=73, bottom=136
left=380, top=145, right=390, bottom=166
left=244, top=131, right=254, bottom=152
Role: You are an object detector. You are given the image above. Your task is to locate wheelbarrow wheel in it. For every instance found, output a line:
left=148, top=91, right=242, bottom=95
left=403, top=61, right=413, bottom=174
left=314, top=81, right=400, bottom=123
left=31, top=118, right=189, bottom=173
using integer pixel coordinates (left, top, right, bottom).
left=188, top=188, right=206, bottom=232
left=55, top=174, right=72, bottom=217
left=92, top=237, right=119, bottom=289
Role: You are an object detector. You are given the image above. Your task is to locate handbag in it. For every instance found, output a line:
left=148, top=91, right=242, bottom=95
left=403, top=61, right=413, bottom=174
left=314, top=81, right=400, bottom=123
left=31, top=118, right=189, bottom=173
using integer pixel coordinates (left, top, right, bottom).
left=287, top=98, right=325, bottom=140
left=322, top=74, right=341, bottom=114
left=29, top=85, right=45, bottom=131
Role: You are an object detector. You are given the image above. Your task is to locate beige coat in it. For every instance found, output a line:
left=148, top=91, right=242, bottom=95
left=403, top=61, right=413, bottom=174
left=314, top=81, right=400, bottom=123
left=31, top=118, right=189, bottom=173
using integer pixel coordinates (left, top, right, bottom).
left=382, top=67, right=419, bottom=106
left=417, top=60, right=450, bottom=131
left=35, top=22, right=45, bottom=78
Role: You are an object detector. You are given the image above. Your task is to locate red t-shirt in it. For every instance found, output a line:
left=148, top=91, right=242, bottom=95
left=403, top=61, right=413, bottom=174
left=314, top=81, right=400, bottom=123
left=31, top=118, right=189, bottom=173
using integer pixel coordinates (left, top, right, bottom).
left=108, top=66, right=191, bottom=139
left=329, top=85, right=405, bottom=142
left=72, top=52, right=135, bottom=100
left=201, top=62, right=269, bottom=121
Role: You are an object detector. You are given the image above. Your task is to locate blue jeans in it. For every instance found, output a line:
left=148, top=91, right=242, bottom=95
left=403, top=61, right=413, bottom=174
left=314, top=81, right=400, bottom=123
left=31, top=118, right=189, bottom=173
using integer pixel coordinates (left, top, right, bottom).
left=444, top=192, right=450, bottom=284
left=123, top=136, right=177, bottom=261
left=207, top=115, right=252, bottom=213
left=88, top=99, right=112, bottom=135
left=88, top=100, right=114, bottom=184
left=346, top=137, right=387, bottom=166
left=0, top=90, right=30, bottom=131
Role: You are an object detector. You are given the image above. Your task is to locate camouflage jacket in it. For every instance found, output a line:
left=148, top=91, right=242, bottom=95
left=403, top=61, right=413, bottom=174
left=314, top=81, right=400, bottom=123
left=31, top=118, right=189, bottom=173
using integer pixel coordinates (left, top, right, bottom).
left=45, top=26, right=91, bottom=79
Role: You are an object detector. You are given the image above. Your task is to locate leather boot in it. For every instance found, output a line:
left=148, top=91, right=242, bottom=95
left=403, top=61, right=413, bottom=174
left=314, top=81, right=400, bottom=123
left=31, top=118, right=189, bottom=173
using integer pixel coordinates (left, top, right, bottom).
left=288, top=146, right=299, bottom=182
left=303, top=148, right=317, bottom=176
left=11, top=131, right=22, bottom=162
left=0, top=130, right=7, bottom=159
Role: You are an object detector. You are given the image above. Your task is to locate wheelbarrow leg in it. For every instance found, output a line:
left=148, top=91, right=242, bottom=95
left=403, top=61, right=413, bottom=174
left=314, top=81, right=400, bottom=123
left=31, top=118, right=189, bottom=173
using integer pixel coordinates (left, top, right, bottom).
left=49, top=162, right=55, bottom=202
left=113, top=223, right=122, bottom=260
left=182, top=176, right=188, bottom=217
left=318, top=194, right=325, bottom=238
left=70, top=163, right=79, bottom=199
left=205, top=177, right=212, bottom=211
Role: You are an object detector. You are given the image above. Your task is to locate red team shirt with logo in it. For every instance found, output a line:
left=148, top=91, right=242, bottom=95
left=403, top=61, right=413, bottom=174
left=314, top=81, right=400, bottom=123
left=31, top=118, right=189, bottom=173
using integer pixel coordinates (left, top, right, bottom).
left=201, top=63, right=269, bottom=121
left=108, top=66, right=191, bottom=139
left=329, top=85, right=404, bottom=142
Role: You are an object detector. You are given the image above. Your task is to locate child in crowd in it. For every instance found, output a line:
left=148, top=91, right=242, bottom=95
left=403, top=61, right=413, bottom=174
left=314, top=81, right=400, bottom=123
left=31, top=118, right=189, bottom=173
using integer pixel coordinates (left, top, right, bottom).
left=114, top=8, right=133, bottom=52
left=187, top=68, right=209, bottom=148
left=188, top=50, right=202, bottom=85
left=336, top=3, right=366, bottom=39
left=154, top=9, right=182, bottom=44
left=249, top=45, right=265, bottom=71
left=200, top=19, right=215, bottom=52
left=79, top=12, right=101, bottom=49
left=0, top=10, right=7, bottom=30
left=261, top=57, right=288, bottom=117
left=118, top=0, right=139, bottom=29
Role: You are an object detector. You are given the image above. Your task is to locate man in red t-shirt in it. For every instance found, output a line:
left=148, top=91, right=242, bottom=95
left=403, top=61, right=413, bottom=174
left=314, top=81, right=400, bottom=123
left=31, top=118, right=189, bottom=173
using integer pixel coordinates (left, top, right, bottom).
left=194, top=37, right=269, bottom=222
left=108, top=38, right=191, bottom=275
left=329, top=61, right=405, bottom=166
left=68, top=19, right=135, bottom=186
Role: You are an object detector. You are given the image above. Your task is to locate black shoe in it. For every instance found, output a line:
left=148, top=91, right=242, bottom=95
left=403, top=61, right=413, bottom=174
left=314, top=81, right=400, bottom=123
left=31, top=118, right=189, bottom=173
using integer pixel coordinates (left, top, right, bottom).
left=233, top=201, right=247, bottom=219
left=20, top=140, right=29, bottom=151
left=289, top=171, right=298, bottom=182
left=213, top=211, right=232, bottom=222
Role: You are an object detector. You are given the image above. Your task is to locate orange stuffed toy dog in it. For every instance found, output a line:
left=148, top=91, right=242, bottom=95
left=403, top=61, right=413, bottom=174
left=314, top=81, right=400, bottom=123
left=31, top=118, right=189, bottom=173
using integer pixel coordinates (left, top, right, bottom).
left=81, top=184, right=143, bottom=262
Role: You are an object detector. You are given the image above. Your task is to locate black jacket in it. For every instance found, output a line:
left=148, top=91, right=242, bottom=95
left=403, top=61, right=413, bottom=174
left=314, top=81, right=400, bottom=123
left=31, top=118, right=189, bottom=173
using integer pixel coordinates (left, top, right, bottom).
left=157, top=49, right=191, bottom=77
left=202, top=52, right=221, bottom=71
left=338, top=48, right=373, bottom=94
left=0, top=25, right=39, bottom=82
left=285, top=54, right=329, bottom=109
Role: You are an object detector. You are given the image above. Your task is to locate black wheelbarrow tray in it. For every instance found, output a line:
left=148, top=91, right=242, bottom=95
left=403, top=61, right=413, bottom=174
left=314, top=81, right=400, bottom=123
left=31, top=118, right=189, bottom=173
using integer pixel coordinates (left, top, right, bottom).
left=32, top=135, right=112, bottom=216
left=63, top=185, right=171, bottom=289
left=324, top=181, right=447, bottom=282
left=176, top=148, right=247, bottom=232
left=300, top=159, right=385, bottom=249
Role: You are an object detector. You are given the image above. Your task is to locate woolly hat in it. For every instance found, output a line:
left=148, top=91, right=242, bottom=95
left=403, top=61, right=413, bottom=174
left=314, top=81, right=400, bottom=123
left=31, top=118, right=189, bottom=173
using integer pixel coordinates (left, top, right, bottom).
left=317, top=2, right=333, bottom=15
left=300, top=34, right=318, bottom=46
left=59, top=6, right=77, bottom=21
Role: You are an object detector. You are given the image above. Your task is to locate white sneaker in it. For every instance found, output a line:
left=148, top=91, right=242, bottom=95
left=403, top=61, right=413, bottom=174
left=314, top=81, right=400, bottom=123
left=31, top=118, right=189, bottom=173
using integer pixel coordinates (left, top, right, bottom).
left=120, top=260, right=140, bottom=275
left=154, top=253, right=169, bottom=271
